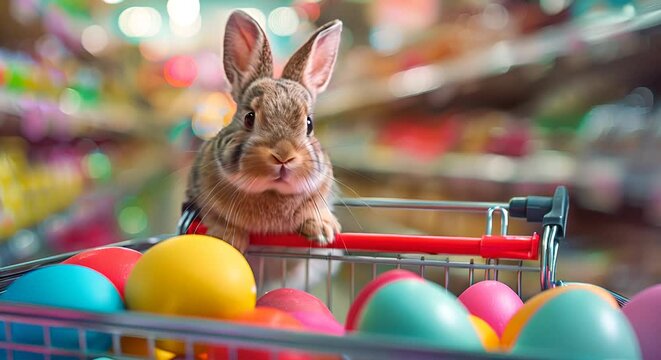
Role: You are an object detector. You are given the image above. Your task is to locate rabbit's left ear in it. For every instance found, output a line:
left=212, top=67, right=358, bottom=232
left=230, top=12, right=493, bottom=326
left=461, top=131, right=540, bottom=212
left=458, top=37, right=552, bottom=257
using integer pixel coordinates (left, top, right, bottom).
left=223, top=10, right=273, bottom=98
left=281, top=20, right=342, bottom=98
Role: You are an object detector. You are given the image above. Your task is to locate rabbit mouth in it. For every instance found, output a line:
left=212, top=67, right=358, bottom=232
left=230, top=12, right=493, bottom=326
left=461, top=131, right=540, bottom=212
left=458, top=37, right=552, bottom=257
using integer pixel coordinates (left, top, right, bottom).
left=274, top=166, right=290, bottom=182
left=228, top=155, right=321, bottom=194
left=241, top=170, right=320, bottom=195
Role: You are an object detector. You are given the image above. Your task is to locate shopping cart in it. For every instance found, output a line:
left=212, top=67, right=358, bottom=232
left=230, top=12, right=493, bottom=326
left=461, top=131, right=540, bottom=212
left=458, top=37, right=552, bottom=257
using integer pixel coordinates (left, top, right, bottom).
left=0, top=186, right=629, bottom=359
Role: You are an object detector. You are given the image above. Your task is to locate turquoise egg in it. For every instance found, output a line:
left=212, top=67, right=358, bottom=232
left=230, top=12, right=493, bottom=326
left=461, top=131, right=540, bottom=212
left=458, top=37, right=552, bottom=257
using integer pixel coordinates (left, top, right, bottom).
left=0, top=265, right=124, bottom=359
left=512, top=288, right=641, bottom=359
left=356, top=279, right=483, bottom=352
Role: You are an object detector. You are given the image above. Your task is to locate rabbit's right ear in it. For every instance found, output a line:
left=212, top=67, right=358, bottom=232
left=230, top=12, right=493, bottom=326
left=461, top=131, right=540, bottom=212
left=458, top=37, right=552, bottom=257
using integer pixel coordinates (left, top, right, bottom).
left=281, top=20, right=342, bottom=99
left=223, top=11, right=273, bottom=98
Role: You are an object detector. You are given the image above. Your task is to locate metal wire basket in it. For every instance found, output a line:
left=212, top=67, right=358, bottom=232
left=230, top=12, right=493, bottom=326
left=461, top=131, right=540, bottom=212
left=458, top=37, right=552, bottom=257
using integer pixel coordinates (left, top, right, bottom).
left=0, top=186, right=627, bottom=359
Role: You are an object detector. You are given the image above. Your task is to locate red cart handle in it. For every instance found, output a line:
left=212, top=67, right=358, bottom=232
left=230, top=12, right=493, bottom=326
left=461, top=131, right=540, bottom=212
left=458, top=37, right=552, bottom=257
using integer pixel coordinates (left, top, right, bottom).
left=249, top=233, right=540, bottom=260
left=180, top=204, right=539, bottom=260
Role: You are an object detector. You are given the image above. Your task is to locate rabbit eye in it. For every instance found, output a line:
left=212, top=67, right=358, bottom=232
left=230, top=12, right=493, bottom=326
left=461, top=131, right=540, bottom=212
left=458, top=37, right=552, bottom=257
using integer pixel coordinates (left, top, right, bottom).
left=244, top=112, right=255, bottom=130
left=306, top=116, right=313, bottom=135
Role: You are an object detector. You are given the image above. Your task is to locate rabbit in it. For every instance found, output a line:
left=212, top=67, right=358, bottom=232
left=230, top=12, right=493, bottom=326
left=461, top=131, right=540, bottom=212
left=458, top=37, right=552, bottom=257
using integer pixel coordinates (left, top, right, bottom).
left=184, top=9, right=344, bottom=289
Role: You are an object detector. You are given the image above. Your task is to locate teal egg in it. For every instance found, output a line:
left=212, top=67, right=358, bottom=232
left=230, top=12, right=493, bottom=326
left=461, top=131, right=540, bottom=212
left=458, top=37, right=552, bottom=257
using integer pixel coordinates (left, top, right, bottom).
left=356, top=279, right=483, bottom=352
left=512, top=288, right=641, bottom=359
left=0, top=265, right=124, bottom=359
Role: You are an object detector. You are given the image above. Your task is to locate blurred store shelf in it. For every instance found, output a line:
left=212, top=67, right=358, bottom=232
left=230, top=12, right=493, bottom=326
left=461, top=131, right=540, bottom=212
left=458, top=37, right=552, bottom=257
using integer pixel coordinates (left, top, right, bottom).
left=0, top=144, right=176, bottom=266
left=0, top=91, right=172, bottom=140
left=316, top=7, right=661, bottom=118
left=331, top=151, right=574, bottom=187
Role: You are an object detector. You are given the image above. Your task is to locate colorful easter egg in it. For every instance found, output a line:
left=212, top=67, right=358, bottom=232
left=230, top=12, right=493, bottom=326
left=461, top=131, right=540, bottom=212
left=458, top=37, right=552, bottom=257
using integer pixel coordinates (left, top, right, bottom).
left=345, top=269, right=423, bottom=331
left=469, top=315, right=500, bottom=352
left=622, top=284, right=661, bottom=360
left=0, top=265, right=123, bottom=358
left=125, top=235, right=256, bottom=354
left=290, top=311, right=345, bottom=335
left=503, top=285, right=640, bottom=359
left=459, top=281, right=523, bottom=336
left=356, top=279, right=482, bottom=352
left=205, top=307, right=309, bottom=360
left=257, top=288, right=332, bottom=318
left=63, top=247, right=142, bottom=299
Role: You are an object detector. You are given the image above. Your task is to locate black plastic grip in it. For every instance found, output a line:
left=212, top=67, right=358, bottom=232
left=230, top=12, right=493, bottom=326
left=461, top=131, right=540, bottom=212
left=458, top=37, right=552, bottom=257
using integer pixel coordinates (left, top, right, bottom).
left=177, top=201, right=201, bottom=235
left=508, top=186, right=569, bottom=237
left=508, top=196, right=552, bottom=222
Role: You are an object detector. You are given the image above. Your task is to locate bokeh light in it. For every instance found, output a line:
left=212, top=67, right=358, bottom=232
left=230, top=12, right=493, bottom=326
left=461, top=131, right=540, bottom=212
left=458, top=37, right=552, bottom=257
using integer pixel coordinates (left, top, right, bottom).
left=164, top=55, right=198, bottom=88
left=388, top=66, right=439, bottom=98
left=170, top=16, right=202, bottom=38
left=192, top=92, right=236, bottom=140
left=296, top=1, right=321, bottom=22
left=371, top=0, right=439, bottom=31
left=81, top=25, right=109, bottom=55
left=118, top=7, right=162, bottom=38
left=6, top=64, right=27, bottom=91
left=369, top=26, right=403, bottom=54
left=59, top=88, right=82, bottom=115
left=118, top=205, right=148, bottom=234
left=540, top=0, right=571, bottom=15
left=84, top=151, right=112, bottom=181
left=194, top=52, right=226, bottom=90
left=481, top=3, right=510, bottom=30
left=167, top=0, right=200, bottom=27
left=268, top=7, right=300, bottom=36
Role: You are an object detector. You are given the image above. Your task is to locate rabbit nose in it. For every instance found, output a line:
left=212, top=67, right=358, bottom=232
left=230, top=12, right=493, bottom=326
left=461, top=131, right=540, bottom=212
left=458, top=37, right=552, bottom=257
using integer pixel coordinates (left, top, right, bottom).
left=271, top=153, right=296, bottom=165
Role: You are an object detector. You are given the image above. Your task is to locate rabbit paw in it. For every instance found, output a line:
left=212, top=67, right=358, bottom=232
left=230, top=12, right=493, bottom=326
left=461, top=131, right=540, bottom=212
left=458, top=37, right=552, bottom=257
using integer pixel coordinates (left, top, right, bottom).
left=299, top=216, right=341, bottom=246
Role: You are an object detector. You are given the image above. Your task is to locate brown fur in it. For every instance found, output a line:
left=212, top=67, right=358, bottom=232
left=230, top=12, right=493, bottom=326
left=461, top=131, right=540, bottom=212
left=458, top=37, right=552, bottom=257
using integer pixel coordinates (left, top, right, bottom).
left=185, top=11, right=342, bottom=252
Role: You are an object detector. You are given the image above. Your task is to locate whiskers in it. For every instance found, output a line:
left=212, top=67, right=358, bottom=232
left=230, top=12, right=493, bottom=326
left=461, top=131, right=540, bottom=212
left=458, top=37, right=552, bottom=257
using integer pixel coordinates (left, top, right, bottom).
left=305, top=179, right=350, bottom=253
left=300, top=159, right=366, bottom=232
left=223, top=174, right=252, bottom=248
left=302, top=159, right=365, bottom=199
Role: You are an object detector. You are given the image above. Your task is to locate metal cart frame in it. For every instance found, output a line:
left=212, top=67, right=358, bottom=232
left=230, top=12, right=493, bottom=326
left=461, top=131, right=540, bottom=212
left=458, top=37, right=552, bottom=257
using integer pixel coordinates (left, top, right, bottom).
left=0, top=186, right=628, bottom=359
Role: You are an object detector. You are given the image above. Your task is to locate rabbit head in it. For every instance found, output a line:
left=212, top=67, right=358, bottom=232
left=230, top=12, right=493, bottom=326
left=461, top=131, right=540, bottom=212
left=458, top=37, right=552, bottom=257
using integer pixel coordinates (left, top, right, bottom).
left=214, top=10, right=342, bottom=196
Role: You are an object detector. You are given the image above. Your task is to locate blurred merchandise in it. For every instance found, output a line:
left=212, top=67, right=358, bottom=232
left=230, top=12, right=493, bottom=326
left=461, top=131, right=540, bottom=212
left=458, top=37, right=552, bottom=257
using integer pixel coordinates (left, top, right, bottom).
left=576, top=88, right=661, bottom=223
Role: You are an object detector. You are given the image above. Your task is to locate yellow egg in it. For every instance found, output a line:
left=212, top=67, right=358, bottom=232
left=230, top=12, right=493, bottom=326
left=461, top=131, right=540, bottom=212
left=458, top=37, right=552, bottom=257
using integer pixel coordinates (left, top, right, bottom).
left=469, top=315, right=500, bottom=352
left=125, top=235, right=256, bottom=353
left=118, top=336, right=178, bottom=359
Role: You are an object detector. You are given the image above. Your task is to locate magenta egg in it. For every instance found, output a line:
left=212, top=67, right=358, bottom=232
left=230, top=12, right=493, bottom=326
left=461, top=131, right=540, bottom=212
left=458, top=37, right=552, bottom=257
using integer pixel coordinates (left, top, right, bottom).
left=290, top=311, right=345, bottom=335
left=458, top=280, right=523, bottom=336
left=622, top=284, right=661, bottom=360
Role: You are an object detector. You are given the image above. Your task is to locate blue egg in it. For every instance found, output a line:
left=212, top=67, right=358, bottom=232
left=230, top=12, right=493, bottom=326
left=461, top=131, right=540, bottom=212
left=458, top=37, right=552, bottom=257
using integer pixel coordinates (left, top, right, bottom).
left=0, top=265, right=124, bottom=359
left=511, top=288, right=640, bottom=359
left=356, top=279, right=483, bottom=352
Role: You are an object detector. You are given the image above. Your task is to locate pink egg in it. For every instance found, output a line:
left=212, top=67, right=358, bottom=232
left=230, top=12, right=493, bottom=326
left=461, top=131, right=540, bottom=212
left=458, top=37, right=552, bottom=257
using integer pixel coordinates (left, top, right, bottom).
left=622, top=284, right=661, bottom=360
left=257, top=288, right=333, bottom=318
left=458, top=280, right=523, bottom=336
left=290, top=311, right=345, bottom=336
